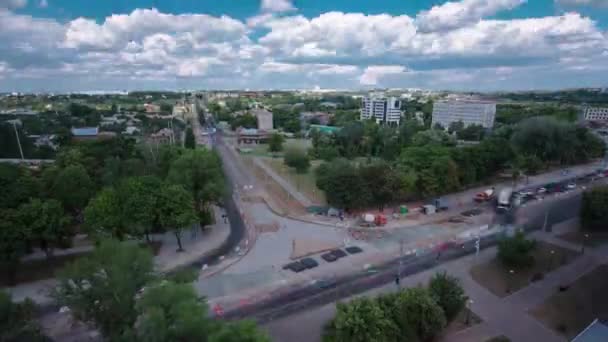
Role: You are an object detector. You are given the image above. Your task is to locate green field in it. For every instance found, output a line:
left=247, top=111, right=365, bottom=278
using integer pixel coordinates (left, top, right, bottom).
left=239, top=138, right=311, bottom=157
left=264, top=157, right=326, bottom=204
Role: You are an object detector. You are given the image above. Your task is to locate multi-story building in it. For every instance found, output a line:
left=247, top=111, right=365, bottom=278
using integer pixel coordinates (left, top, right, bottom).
left=360, top=94, right=402, bottom=125
left=431, top=100, right=496, bottom=129
left=583, top=107, right=608, bottom=122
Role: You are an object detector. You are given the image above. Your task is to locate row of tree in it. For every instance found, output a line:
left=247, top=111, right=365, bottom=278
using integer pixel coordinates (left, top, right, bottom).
left=314, top=117, right=604, bottom=210
left=49, top=239, right=270, bottom=342
left=323, top=272, right=467, bottom=342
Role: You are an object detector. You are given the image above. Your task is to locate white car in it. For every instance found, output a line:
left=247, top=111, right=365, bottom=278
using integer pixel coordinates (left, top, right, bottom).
left=567, top=183, right=576, bottom=190
left=537, top=187, right=547, bottom=194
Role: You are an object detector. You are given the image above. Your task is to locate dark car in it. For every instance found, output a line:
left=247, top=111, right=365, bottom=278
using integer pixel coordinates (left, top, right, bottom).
left=345, top=246, right=363, bottom=254
left=321, top=252, right=338, bottom=262
left=283, top=261, right=306, bottom=272
left=300, top=257, right=319, bottom=269
left=331, top=249, right=347, bottom=258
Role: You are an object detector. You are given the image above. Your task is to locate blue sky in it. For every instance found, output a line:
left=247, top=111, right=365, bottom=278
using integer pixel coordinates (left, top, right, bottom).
left=1, top=0, right=608, bottom=92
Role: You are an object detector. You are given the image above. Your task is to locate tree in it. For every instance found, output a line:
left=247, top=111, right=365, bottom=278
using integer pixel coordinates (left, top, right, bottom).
left=54, top=240, right=155, bottom=340
left=167, top=149, right=224, bottom=227
left=581, top=186, right=608, bottom=232
left=0, top=209, right=30, bottom=285
left=497, top=232, right=536, bottom=269
left=359, top=161, right=399, bottom=210
left=134, top=281, right=212, bottom=342
left=284, top=148, right=310, bottom=173
left=84, top=187, right=130, bottom=240
left=120, top=176, right=162, bottom=242
left=268, top=133, right=284, bottom=153
left=209, top=320, right=271, bottom=342
left=448, top=120, right=465, bottom=135
left=377, top=287, right=446, bottom=341
left=157, top=184, right=197, bottom=252
left=184, top=127, right=196, bottom=149
left=323, top=297, right=398, bottom=342
left=52, top=165, right=94, bottom=214
left=18, top=198, right=71, bottom=258
left=316, top=159, right=369, bottom=210
left=0, top=164, right=40, bottom=209
left=458, top=124, right=486, bottom=141
left=428, top=272, right=467, bottom=322
left=0, top=291, right=45, bottom=342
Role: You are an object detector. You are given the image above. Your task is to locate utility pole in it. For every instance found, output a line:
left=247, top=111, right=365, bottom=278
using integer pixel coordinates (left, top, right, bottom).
left=12, top=121, right=24, bottom=160
left=397, top=239, right=404, bottom=288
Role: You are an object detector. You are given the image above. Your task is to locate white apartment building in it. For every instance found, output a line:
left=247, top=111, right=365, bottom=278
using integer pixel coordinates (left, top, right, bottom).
left=583, top=107, right=608, bottom=121
left=360, top=94, right=402, bottom=125
left=431, top=100, right=496, bottom=129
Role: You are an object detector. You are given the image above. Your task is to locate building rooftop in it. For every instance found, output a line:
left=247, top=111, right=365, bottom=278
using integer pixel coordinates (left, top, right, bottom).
left=572, top=319, right=608, bottom=342
left=71, top=127, right=99, bottom=136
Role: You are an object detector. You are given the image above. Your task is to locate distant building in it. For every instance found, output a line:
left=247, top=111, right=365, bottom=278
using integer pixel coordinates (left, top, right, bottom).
left=144, top=103, right=161, bottom=113
left=237, top=128, right=269, bottom=144
left=123, top=126, right=140, bottom=135
left=29, top=134, right=58, bottom=150
left=149, top=128, right=174, bottom=144
left=251, top=109, right=274, bottom=131
left=71, top=127, right=99, bottom=141
left=360, top=93, right=402, bottom=125
left=431, top=100, right=496, bottom=129
left=583, top=107, right=608, bottom=122
left=308, top=124, right=341, bottom=137
left=301, top=111, right=330, bottom=125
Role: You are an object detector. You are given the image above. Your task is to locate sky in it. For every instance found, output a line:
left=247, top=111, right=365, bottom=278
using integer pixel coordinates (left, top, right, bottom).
left=1, top=0, right=608, bottom=92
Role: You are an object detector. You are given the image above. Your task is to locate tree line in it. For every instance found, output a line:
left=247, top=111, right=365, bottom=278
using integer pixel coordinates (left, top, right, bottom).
left=314, top=116, right=604, bottom=210
left=0, top=137, right=224, bottom=284
left=324, top=272, right=468, bottom=342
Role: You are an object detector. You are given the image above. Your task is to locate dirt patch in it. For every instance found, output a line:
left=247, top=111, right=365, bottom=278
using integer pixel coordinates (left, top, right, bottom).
left=290, top=238, right=341, bottom=259
left=440, top=308, right=483, bottom=339
left=470, top=241, right=578, bottom=298
left=256, top=222, right=280, bottom=233
left=241, top=195, right=265, bottom=203
left=558, top=231, right=608, bottom=248
left=529, top=264, right=608, bottom=340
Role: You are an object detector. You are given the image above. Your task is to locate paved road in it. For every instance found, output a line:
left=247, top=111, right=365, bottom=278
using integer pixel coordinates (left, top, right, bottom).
left=261, top=191, right=590, bottom=342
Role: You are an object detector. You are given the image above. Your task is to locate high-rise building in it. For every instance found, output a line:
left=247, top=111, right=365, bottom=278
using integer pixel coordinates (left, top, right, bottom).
left=431, top=100, right=496, bottom=129
left=360, top=93, right=402, bottom=125
left=583, top=107, right=608, bottom=121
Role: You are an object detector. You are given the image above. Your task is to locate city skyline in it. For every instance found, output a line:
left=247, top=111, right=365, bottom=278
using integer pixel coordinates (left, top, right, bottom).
left=2, top=0, right=608, bottom=92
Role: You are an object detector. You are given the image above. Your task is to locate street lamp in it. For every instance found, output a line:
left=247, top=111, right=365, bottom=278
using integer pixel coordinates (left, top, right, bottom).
left=548, top=250, right=555, bottom=272
left=582, top=233, right=590, bottom=254
left=507, top=269, right=515, bottom=294
left=465, top=299, right=474, bottom=325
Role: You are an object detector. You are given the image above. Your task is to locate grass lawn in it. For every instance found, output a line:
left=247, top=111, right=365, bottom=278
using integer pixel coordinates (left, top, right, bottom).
left=264, top=157, right=326, bottom=204
left=470, top=241, right=578, bottom=298
left=238, top=139, right=312, bottom=157
left=558, top=231, right=608, bottom=248
left=529, top=265, right=608, bottom=340
left=440, top=308, right=483, bottom=338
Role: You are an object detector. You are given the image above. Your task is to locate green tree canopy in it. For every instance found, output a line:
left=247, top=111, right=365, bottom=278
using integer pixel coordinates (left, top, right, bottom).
left=268, top=132, right=284, bottom=153
left=284, top=147, right=310, bottom=174
left=52, top=164, right=94, bottom=213
left=324, top=297, right=398, bottom=342
left=428, top=272, right=467, bottom=322
left=18, top=198, right=71, bottom=258
left=54, top=240, right=155, bottom=340
left=0, top=291, right=45, bottom=342
left=157, top=184, right=198, bottom=251
left=581, top=186, right=608, bottom=232
left=184, top=127, right=196, bottom=149
left=497, top=232, right=536, bottom=269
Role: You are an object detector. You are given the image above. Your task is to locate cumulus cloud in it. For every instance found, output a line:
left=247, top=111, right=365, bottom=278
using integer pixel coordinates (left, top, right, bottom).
left=556, top=0, right=608, bottom=7
left=261, top=0, right=295, bottom=13
left=1, top=0, right=608, bottom=92
left=0, top=0, right=26, bottom=9
left=416, top=0, right=526, bottom=32
left=359, top=65, right=407, bottom=85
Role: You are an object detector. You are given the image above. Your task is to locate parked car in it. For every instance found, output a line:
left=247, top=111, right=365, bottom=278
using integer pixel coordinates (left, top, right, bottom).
left=537, top=187, right=547, bottom=195
left=300, top=257, right=319, bottom=269
left=567, top=183, right=576, bottom=190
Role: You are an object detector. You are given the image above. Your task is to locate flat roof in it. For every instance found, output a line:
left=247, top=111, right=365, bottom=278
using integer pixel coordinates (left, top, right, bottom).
left=572, top=319, right=608, bottom=342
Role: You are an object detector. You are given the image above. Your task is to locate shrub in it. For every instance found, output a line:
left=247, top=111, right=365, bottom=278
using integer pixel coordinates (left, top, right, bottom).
left=428, top=272, right=467, bottom=321
left=497, top=232, right=536, bottom=269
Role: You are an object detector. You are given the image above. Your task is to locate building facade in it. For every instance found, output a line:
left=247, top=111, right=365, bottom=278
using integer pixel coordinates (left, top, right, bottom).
left=251, top=109, right=274, bottom=131
left=431, top=100, right=496, bottom=129
left=584, top=107, right=608, bottom=121
left=360, top=94, right=402, bottom=125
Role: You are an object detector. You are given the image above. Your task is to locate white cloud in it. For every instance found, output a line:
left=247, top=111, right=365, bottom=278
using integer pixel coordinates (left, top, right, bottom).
left=359, top=65, right=407, bottom=85
left=0, top=0, right=26, bottom=9
left=556, top=0, right=608, bottom=7
left=416, top=0, right=526, bottom=32
left=261, top=0, right=295, bottom=13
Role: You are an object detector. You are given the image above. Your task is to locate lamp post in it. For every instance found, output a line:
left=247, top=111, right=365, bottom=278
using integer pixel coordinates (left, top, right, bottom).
left=507, top=269, right=515, bottom=294
left=548, top=250, right=555, bottom=272
left=582, top=233, right=589, bottom=254
left=465, top=299, right=474, bottom=325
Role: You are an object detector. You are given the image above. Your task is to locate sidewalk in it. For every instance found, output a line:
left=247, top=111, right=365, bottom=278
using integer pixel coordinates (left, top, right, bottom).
left=4, top=205, right=232, bottom=304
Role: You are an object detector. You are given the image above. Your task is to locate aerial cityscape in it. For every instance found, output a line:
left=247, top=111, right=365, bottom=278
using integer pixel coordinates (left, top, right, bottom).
left=2, top=1, right=608, bottom=342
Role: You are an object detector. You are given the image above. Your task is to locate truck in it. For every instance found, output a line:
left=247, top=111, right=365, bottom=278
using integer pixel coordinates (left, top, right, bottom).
left=474, top=188, right=495, bottom=202
left=433, top=198, right=449, bottom=211
left=497, top=187, right=514, bottom=211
